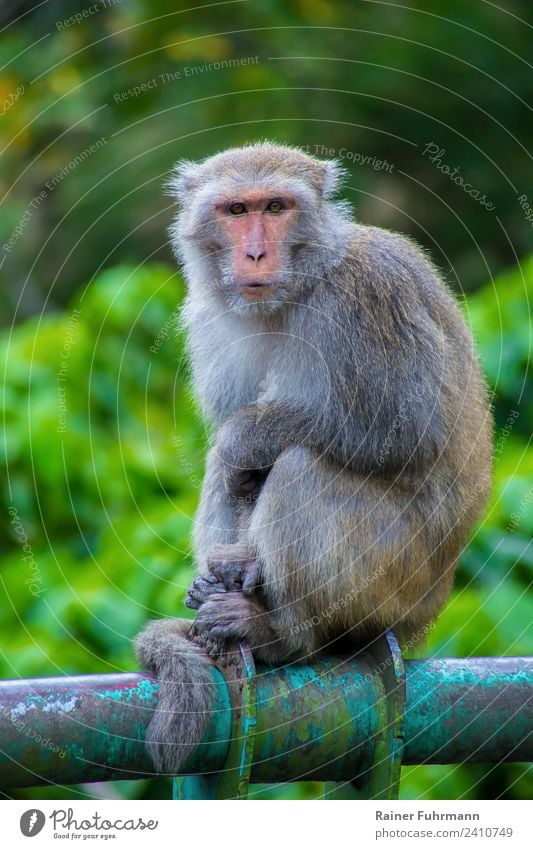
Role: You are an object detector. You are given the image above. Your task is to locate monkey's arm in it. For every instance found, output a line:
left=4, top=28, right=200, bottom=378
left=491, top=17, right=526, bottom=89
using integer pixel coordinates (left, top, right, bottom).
left=216, top=402, right=316, bottom=495
left=217, top=240, right=451, bottom=494
left=217, top=384, right=443, bottom=497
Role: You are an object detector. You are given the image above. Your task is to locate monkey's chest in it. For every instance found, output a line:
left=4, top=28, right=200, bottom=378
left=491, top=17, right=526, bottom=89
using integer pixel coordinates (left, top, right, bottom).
left=197, top=331, right=331, bottom=422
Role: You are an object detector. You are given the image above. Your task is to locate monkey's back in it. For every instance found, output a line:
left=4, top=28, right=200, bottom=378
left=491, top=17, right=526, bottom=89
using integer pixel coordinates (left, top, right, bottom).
left=339, top=225, right=493, bottom=591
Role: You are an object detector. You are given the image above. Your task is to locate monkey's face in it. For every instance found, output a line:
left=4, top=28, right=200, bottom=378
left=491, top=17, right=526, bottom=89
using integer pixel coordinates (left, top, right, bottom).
left=212, top=189, right=298, bottom=306
left=170, top=144, right=349, bottom=314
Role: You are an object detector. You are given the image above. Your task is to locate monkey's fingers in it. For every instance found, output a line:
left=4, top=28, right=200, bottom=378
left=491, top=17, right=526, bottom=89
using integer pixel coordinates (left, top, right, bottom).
left=208, top=560, right=244, bottom=591
left=198, top=633, right=226, bottom=660
left=242, top=560, right=263, bottom=596
left=218, top=647, right=241, bottom=667
left=188, top=631, right=220, bottom=659
left=185, top=576, right=226, bottom=609
left=206, top=639, right=222, bottom=660
left=207, top=543, right=253, bottom=589
left=203, top=631, right=243, bottom=665
left=207, top=623, right=237, bottom=641
left=192, top=631, right=238, bottom=666
left=190, top=616, right=228, bottom=640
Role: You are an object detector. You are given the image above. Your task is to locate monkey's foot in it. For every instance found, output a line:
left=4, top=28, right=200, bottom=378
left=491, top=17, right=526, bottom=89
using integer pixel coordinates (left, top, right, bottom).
left=188, top=630, right=241, bottom=667
left=189, top=592, right=270, bottom=660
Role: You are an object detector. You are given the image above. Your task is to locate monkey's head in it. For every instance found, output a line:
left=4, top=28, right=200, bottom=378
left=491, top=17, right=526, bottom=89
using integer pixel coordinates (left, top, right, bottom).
left=168, top=142, right=351, bottom=314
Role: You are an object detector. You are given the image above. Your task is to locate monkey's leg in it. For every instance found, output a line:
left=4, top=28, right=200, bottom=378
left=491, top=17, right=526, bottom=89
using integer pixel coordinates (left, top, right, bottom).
left=189, top=446, right=347, bottom=664
left=189, top=445, right=449, bottom=664
left=190, top=447, right=453, bottom=663
left=187, top=448, right=262, bottom=609
left=244, top=445, right=456, bottom=660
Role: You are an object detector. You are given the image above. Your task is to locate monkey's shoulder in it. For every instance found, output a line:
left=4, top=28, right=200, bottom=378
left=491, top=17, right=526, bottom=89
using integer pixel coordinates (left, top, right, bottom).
left=331, top=224, right=466, bottom=336
left=340, top=224, right=439, bottom=290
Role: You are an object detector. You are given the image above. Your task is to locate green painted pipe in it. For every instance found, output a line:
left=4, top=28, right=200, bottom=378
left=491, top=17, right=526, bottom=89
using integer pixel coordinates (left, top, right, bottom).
left=403, top=657, right=533, bottom=765
left=0, top=656, right=531, bottom=789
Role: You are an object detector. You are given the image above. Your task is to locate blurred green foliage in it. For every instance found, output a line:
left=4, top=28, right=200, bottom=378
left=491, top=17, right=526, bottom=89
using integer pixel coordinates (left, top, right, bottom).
left=0, top=0, right=531, bottom=802
left=1, top=258, right=532, bottom=799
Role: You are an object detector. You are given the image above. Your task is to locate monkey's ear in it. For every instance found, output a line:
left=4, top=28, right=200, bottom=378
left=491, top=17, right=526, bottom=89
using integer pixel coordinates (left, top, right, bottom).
left=321, top=160, right=345, bottom=200
left=166, top=160, right=201, bottom=201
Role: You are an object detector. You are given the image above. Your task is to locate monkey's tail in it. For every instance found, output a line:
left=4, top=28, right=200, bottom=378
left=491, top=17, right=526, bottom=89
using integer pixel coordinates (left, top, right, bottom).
left=134, top=619, right=217, bottom=775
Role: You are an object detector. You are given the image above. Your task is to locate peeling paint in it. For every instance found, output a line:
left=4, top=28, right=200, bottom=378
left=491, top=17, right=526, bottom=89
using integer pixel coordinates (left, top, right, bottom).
left=10, top=701, right=36, bottom=720
left=0, top=656, right=531, bottom=792
left=41, top=696, right=78, bottom=714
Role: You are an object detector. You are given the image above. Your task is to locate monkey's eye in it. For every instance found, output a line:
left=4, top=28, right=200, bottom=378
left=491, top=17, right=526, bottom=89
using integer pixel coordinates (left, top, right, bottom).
left=228, top=202, right=247, bottom=215
left=266, top=200, right=284, bottom=213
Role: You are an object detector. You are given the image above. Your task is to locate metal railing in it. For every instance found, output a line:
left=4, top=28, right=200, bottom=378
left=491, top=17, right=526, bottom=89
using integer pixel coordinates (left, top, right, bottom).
left=1, top=633, right=531, bottom=799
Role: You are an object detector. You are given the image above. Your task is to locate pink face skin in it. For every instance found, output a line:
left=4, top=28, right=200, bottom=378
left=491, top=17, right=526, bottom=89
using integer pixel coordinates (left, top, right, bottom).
left=214, top=191, right=297, bottom=300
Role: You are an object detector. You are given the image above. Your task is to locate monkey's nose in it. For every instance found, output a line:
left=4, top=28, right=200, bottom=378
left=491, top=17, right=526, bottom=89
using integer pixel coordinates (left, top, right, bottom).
left=246, top=247, right=266, bottom=263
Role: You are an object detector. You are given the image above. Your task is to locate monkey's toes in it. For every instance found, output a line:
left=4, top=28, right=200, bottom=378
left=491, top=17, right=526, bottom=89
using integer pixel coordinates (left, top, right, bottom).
left=190, top=630, right=224, bottom=660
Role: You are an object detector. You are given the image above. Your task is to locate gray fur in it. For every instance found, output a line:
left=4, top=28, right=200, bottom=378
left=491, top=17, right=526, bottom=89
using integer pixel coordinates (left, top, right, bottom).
left=135, top=142, right=492, bottom=774
left=134, top=619, right=216, bottom=774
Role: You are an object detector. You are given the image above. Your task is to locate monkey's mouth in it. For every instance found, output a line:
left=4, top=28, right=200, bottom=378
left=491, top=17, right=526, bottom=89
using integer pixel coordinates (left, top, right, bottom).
left=237, top=281, right=277, bottom=299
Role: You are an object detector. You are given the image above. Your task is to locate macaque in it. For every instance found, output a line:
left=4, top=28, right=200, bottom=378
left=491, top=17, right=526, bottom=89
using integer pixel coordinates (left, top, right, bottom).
left=135, top=142, right=492, bottom=774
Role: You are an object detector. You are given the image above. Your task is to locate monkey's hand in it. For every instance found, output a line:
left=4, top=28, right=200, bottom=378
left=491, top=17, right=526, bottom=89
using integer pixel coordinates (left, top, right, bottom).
left=185, top=574, right=227, bottom=611
left=185, top=544, right=262, bottom=610
left=208, top=551, right=262, bottom=597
